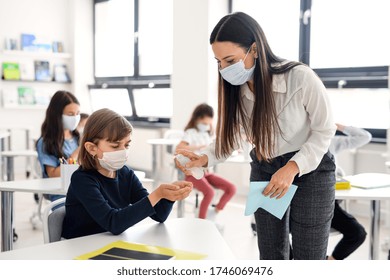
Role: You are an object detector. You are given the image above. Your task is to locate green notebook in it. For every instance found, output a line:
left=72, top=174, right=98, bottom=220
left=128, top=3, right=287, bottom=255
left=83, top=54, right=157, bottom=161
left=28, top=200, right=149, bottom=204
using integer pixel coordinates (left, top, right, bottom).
left=2, top=62, right=20, bottom=80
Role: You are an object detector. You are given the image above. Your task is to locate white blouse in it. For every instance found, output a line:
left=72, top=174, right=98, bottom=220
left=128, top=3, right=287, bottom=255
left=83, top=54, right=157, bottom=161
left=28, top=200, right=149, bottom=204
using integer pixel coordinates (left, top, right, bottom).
left=204, top=64, right=336, bottom=177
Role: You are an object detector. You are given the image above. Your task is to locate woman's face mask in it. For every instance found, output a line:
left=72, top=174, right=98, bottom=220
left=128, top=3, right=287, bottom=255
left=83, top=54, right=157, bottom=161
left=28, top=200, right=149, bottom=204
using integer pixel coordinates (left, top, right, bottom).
left=219, top=48, right=255, bottom=86
left=62, top=114, right=81, bottom=131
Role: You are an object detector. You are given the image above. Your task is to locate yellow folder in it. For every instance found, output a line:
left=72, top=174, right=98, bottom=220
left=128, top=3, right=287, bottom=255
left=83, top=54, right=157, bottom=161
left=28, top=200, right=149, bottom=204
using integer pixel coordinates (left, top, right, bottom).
left=75, top=240, right=207, bottom=260
left=335, top=177, right=351, bottom=190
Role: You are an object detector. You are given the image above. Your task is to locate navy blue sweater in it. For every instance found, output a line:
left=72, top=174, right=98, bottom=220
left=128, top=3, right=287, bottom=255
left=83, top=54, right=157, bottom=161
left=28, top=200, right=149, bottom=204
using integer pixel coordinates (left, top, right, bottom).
left=62, top=166, right=174, bottom=239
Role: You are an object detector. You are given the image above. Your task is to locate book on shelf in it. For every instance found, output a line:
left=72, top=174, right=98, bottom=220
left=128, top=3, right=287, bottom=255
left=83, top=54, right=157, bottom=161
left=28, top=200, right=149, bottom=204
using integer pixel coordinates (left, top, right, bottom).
left=54, top=64, right=71, bottom=82
left=4, top=38, right=18, bottom=50
left=35, top=90, right=52, bottom=106
left=1, top=88, right=19, bottom=107
left=2, top=62, right=20, bottom=80
left=34, top=60, right=51, bottom=81
left=52, top=41, right=64, bottom=53
left=21, top=33, right=36, bottom=51
left=17, top=86, right=36, bottom=105
left=20, top=62, right=35, bottom=81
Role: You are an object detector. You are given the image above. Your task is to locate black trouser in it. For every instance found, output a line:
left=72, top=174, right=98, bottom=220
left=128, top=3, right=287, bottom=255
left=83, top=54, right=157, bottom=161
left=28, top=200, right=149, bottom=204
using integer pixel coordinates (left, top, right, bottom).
left=251, top=150, right=335, bottom=260
left=330, top=200, right=367, bottom=259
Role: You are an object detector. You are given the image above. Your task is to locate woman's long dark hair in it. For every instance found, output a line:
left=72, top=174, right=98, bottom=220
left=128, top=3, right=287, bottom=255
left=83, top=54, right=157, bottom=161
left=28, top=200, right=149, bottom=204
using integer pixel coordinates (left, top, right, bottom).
left=40, top=90, right=80, bottom=158
left=184, top=103, right=214, bottom=135
left=210, top=12, right=302, bottom=160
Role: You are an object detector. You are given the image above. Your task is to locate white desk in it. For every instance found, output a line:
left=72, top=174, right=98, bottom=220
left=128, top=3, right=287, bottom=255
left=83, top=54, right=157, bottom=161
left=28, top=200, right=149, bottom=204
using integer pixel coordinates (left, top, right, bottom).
left=0, top=218, right=235, bottom=260
left=0, top=149, right=38, bottom=181
left=0, top=178, right=65, bottom=252
left=335, top=173, right=390, bottom=260
left=0, top=176, right=154, bottom=252
left=0, top=131, right=11, bottom=181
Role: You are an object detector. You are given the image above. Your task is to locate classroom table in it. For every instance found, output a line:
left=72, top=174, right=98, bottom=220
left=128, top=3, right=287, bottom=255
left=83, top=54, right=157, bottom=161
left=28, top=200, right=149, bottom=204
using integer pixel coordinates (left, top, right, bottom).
left=0, top=149, right=38, bottom=181
left=0, top=218, right=235, bottom=260
left=0, top=176, right=154, bottom=252
left=335, top=173, right=390, bottom=260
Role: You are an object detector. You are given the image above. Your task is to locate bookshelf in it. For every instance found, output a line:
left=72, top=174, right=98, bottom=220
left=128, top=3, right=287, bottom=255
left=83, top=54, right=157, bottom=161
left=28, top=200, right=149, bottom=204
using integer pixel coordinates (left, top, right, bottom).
left=0, top=50, right=73, bottom=110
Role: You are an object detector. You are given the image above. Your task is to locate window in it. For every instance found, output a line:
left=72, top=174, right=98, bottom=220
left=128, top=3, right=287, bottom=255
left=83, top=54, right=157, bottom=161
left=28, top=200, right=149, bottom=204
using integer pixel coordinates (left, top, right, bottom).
left=310, top=0, right=390, bottom=68
left=94, top=0, right=135, bottom=77
left=232, top=0, right=301, bottom=61
left=133, top=88, right=172, bottom=120
left=231, top=0, right=390, bottom=140
left=89, top=88, right=133, bottom=116
left=328, top=88, right=389, bottom=130
left=93, top=0, right=173, bottom=127
left=138, top=0, right=173, bottom=75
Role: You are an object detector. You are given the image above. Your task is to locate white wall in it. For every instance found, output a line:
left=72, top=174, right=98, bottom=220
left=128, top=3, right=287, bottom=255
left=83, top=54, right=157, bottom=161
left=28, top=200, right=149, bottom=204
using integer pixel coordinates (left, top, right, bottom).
left=171, top=0, right=228, bottom=130
left=0, top=0, right=93, bottom=173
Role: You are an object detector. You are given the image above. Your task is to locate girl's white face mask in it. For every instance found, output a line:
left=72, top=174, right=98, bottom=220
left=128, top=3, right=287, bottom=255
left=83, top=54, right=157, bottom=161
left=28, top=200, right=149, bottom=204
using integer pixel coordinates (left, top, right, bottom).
left=219, top=48, right=255, bottom=86
left=98, top=149, right=128, bottom=171
left=196, top=123, right=211, bottom=132
left=62, top=114, right=81, bottom=131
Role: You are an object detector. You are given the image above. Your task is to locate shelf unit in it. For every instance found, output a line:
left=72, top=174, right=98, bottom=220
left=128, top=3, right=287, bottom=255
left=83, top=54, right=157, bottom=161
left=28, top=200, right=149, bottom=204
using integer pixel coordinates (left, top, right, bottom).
left=0, top=50, right=73, bottom=110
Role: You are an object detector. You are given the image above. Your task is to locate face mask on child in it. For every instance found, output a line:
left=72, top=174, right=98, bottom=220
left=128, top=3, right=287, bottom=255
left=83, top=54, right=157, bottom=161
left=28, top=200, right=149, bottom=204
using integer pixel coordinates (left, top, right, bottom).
left=98, top=149, right=128, bottom=172
left=196, top=123, right=210, bottom=132
left=63, top=114, right=81, bottom=131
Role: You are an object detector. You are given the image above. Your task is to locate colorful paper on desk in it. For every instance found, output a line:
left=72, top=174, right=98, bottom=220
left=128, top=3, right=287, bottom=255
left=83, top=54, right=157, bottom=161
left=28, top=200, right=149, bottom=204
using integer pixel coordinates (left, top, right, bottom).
left=75, top=240, right=207, bottom=260
left=245, top=181, right=298, bottom=220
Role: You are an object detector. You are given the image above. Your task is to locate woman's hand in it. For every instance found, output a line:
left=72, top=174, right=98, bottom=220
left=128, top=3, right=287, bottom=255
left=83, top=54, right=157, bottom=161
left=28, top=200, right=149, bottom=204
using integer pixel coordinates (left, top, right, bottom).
left=175, top=149, right=208, bottom=176
left=149, top=181, right=193, bottom=206
left=263, top=161, right=299, bottom=199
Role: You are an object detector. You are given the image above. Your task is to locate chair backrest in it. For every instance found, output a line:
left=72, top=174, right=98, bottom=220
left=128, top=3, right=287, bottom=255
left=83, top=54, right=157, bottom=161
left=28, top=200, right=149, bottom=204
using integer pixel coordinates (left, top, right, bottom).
left=163, top=129, right=184, bottom=154
left=42, top=197, right=66, bottom=243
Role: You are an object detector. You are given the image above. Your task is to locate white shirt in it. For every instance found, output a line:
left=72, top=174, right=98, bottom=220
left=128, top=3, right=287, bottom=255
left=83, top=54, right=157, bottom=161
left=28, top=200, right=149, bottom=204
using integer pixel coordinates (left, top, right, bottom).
left=328, top=126, right=372, bottom=176
left=182, top=128, right=213, bottom=154
left=204, top=64, right=336, bottom=177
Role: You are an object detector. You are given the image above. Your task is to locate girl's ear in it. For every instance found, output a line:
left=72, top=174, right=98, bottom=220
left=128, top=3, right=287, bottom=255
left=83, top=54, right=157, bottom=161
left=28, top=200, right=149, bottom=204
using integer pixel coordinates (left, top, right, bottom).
left=84, top=142, right=97, bottom=157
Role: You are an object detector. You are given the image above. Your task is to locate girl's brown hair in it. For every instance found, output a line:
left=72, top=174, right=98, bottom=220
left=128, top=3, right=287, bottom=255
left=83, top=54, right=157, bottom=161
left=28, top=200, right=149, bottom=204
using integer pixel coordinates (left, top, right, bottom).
left=78, top=108, right=133, bottom=170
left=40, top=90, right=80, bottom=158
left=210, top=12, right=302, bottom=160
left=184, top=103, right=214, bottom=135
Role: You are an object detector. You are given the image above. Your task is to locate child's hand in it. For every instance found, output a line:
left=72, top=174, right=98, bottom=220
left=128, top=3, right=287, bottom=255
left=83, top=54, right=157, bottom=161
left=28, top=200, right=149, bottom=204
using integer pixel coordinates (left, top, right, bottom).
left=149, top=181, right=193, bottom=206
left=159, top=181, right=193, bottom=201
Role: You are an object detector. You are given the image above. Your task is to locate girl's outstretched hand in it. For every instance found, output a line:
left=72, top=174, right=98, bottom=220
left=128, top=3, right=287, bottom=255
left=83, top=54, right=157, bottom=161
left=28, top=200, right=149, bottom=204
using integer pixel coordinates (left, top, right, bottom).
left=148, top=181, right=193, bottom=205
left=175, top=149, right=208, bottom=176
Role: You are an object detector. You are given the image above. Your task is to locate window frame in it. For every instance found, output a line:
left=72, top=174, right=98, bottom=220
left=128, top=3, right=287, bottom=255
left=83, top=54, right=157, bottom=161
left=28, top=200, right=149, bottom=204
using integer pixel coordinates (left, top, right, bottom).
left=231, top=0, right=389, bottom=141
left=92, top=0, right=171, bottom=127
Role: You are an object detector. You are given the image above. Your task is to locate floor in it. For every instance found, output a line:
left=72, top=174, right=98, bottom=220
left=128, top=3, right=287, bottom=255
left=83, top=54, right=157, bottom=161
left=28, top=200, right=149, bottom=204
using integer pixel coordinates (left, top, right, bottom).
left=3, top=174, right=390, bottom=260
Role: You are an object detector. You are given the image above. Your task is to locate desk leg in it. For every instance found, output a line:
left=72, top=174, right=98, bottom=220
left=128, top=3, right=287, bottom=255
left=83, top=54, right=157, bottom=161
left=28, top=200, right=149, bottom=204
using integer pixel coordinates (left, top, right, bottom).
left=1, top=191, right=14, bottom=251
left=0, top=138, right=4, bottom=181
left=177, top=200, right=184, bottom=218
left=370, top=200, right=380, bottom=260
left=6, top=157, right=14, bottom=181
left=151, top=145, right=158, bottom=185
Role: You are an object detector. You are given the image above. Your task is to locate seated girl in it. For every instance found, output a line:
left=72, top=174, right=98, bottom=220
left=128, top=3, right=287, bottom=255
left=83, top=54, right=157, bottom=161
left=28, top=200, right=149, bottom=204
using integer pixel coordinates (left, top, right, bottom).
left=62, top=108, right=192, bottom=239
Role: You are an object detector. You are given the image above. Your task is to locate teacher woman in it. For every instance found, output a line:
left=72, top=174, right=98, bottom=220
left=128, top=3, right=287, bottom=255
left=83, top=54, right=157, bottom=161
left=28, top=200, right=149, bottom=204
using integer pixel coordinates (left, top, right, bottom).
left=176, top=12, right=336, bottom=260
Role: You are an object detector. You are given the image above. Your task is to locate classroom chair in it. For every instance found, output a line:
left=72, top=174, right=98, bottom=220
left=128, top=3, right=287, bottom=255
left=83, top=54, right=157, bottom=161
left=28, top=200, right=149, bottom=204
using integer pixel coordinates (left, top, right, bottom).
left=42, top=197, right=66, bottom=243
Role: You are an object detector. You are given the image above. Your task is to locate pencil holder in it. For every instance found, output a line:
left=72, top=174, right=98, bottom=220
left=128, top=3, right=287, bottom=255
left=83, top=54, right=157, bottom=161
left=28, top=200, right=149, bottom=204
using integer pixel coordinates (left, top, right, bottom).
left=60, top=164, right=80, bottom=191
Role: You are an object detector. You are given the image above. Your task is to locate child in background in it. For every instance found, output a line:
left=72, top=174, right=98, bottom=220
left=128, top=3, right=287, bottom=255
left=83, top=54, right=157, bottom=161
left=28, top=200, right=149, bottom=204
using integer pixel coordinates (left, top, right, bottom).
left=36, top=90, right=81, bottom=202
left=61, top=108, right=192, bottom=239
left=77, top=113, right=89, bottom=135
left=327, top=123, right=371, bottom=260
left=175, top=103, right=236, bottom=220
